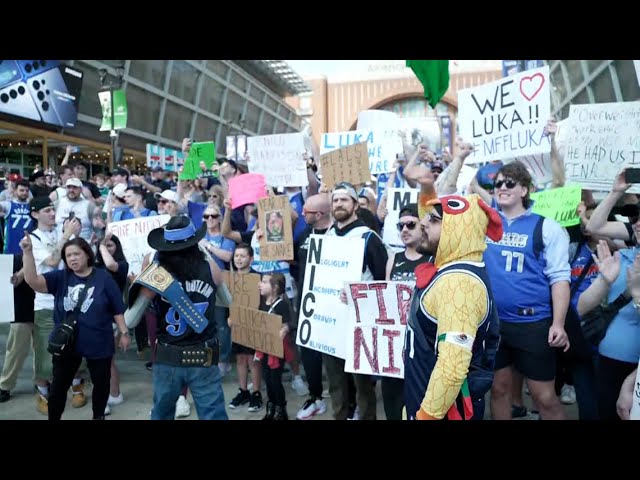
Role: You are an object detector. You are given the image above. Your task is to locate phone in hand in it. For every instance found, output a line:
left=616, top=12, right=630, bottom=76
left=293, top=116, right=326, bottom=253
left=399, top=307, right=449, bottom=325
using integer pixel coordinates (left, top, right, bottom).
left=68, top=211, right=75, bottom=221
left=625, top=168, right=640, bottom=184
left=70, top=146, right=80, bottom=153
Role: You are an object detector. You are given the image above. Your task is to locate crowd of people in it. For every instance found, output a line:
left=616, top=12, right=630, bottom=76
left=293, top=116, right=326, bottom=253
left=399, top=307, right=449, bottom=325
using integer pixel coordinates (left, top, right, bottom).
left=0, top=117, right=637, bottom=421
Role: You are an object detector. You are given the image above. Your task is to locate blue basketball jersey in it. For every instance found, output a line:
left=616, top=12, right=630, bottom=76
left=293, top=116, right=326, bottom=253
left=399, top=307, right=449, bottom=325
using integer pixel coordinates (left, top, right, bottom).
left=3, top=201, right=32, bottom=254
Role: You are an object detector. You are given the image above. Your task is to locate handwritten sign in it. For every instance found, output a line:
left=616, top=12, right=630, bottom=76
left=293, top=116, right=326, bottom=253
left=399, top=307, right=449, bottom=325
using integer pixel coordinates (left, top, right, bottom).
left=296, top=235, right=365, bottom=359
left=321, top=129, right=402, bottom=175
left=146, top=144, right=182, bottom=172
left=258, top=196, right=294, bottom=261
left=107, top=215, right=170, bottom=275
left=564, top=101, right=640, bottom=193
left=229, top=305, right=283, bottom=358
left=0, top=255, right=15, bottom=323
left=382, top=188, right=419, bottom=249
left=530, top=183, right=582, bottom=227
left=247, top=133, right=308, bottom=187
left=179, top=142, right=217, bottom=180
left=631, top=360, right=640, bottom=420
left=320, top=142, right=370, bottom=189
left=222, top=271, right=261, bottom=309
left=458, top=66, right=551, bottom=163
left=344, top=281, right=414, bottom=379
left=228, top=173, right=267, bottom=209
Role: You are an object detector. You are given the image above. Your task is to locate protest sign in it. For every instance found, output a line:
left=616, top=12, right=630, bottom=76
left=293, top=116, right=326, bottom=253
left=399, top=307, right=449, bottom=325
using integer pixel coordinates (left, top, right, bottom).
left=258, top=195, right=294, bottom=261
left=631, top=360, right=640, bottom=420
left=222, top=271, right=261, bottom=309
left=564, top=101, right=640, bottom=193
left=107, top=215, right=170, bottom=275
left=229, top=305, right=283, bottom=358
left=228, top=173, right=267, bottom=209
left=0, top=255, right=14, bottom=323
left=179, top=142, right=217, bottom=180
left=458, top=66, right=551, bottom=163
left=146, top=144, right=181, bottom=171
left=296, top=235, right=365, bottom=359
left=530, top=183, right=582, bottom=227
left=319, top=142, right=370, bottom=188
left=247, top=133, right=308, bottom=187
left=344, top=281, right=414, bottom=379
left=321, top=129, right=401, bottom=175
left=382, top=188, right=419, bottom=249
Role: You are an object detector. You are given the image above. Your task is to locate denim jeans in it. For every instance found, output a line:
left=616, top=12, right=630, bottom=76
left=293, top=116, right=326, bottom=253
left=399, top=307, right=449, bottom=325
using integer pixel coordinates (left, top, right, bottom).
left=151, top=363, right=228, bottom=420
left=214, top=307, right=231, bottom=364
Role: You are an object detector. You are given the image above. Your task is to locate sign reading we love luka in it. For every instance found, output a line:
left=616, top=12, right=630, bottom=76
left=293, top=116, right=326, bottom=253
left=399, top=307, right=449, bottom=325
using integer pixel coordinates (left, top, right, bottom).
left=458, top=66, right=552, bottom=163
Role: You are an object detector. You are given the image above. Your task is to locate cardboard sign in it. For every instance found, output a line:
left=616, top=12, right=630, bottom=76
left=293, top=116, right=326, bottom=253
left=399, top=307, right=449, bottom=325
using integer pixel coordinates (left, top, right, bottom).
left=229, top=305, right=284, bottom=358
left=319, top=142, right=370, bottom=189
left=228, top=173, right=268, bottom=209
left=382, top=188, right=419, bottom=249
left=258, top=196, right=294, bottom=261
left=530, top=183, right=582, bottom=227
left=222, top=271, right=261, bottom=309
left=321, top=129, right=402, bottom=175
left=344, top=281, right=414, bottom=379
left=179, top=142, right=217, bottom=180
left=458, top=66, right=551, bottom=163
left=107, top=215, right=170, bottom=275
left=247, top=133, right=308, bottom=187
left=0, top=255, right=15, bottom=323
left=564, top=101, right=640, bottom=193
left=296, top=234, right=365, bottom=359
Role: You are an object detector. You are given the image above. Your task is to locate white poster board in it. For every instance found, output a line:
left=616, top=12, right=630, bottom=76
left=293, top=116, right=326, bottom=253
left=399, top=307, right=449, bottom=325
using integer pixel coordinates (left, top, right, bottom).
left=0, top=255, right=14, bottom=323
left=296, top=235, right=364, bottom=359
left=458, top=66, right=551, bottom=163
left=564, top=101, right=640, bottom=193
left=107, top=215, right=170, bottom=275
left=247, top=133, right=308, bottom=187
left=344, top=281, right=414, bottom=379
left=382, top=188, right=419, bottom=249
left=631, top=360, right=640, bottom=420
left=321, top=129, right=402, bottom=175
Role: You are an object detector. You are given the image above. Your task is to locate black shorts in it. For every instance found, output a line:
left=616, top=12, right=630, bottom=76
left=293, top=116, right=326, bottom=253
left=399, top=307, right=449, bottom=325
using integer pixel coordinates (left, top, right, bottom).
left=494, top=318, right=557, bottom=382
left=231, top=343, right=255, bottom=356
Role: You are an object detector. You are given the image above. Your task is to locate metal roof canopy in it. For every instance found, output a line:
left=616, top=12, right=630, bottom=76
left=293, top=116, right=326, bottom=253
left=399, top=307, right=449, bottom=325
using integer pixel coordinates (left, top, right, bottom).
left=247, top=60, right=312, bottom=96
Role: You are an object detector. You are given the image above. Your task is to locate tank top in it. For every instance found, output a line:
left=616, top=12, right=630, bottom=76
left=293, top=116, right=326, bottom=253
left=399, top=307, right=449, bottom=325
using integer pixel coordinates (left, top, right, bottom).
left=389, top=250, right=429, bottom=282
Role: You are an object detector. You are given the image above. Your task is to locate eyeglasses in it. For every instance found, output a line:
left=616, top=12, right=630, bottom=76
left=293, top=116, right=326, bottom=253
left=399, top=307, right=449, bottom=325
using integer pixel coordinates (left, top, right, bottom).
left=494, top=178, right=518, bottom=189
left=396, top=221, right=418, bottom=232
left=426, top=213, right=442, bottom=224
left=158, top=199, right=169, bottom=204
left=203, top=214, right=220, bottom=220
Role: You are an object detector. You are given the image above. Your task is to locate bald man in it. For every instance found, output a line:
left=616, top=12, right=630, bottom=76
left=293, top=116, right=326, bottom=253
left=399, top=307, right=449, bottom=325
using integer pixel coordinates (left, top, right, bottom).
left=293, top=193, right=333, bottom=420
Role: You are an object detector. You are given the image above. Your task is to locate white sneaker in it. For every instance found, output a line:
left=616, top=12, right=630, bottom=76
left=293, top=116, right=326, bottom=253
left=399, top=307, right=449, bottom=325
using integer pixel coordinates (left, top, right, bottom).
left=560, top=385, right=576, bottom=405
left=291, top=376, right=309, bottom=396
left=348, top=406, right=360, bottom=420
left=107, top=393, right=124, bottom=406
left=296, top=398, right=327, bottom=420
left=104, top=404, right=111, bottom=416
left=175, top=395, right=191, bottom=418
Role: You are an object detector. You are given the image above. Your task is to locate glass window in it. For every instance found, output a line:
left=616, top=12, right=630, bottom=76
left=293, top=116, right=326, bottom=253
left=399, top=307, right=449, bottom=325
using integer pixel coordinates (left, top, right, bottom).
left=206, top=61, right=229, bottom=80
left=116, top=131, right=149, bottom=153
left=77, top=66, right=102, bottom=119
left=230, top=71, right=247, bottom=92
left=571, top=89, right=591, bottom=106
left=591, top=69, right=616, bottom=103
left=199, top=76, right=224, bottom=117
left=264, top=95, right=278, bottom=114
left=225, top=91, right=245, bottom=125
left=549, top=65, right=568, bottom=107
left=128, top=60, right=166, bottom=90
left=218, top=123, right=229, bottom=155
left=162, top=101, right=195, bottom=140
left=585, top=60, right=606, bottom=74
left=260, top=113, right=275, bottom=135
left=613, top=60, right=640, bottom=101
left=125, top=84, right=163, bottom=133
left=169, top=60, right=199, bottom=104
left=564, top=60, right=585, bottom=90
left=250, top=84, right=265, bottom=103
left=244, top=103, right=260, bottom=133
left=193, top=114, right=217, bottom=143
left=275, top=121, right=288, bottom=134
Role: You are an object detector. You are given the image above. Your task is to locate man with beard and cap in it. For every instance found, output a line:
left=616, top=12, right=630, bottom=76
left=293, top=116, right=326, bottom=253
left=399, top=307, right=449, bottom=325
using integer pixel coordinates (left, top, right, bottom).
left=54, top=178, right=96, bottom=242
left=123, top=215, right=227, bottom=420
left=404, top=194, right=503, bottom=420
left=326, top=182, right=388, bottom=421
left=1, top=179, right=34, bottom=254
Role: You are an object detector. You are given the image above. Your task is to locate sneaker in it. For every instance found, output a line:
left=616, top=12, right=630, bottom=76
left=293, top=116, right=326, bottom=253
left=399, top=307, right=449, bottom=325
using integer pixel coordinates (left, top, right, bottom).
left=291, top=376, right=309, bottom=397
left=322, top=389, right=330, bottom=398
left=247, top=391, right=263, bottom=412
left=0, top=389, right=10, bottom=403
left=145, top=362, right=153, bottom=371
left=560, top=384, right=576, bottom=405
left=107, top=393, right=124, bottom=406
left=297, top=398, right=327, bottom=420
left=36, top=394, right=48, bottom=415
left=347, top=405, right=360, bottom=420
left=228, top=388, right=251, bottom=409
left=175, top=395, right=191, bottom=418
left=104, top=404, right=111, bottom=416
left=511, top=404, right=528, bottom=418
left=71, top=382, right=87, bottom=408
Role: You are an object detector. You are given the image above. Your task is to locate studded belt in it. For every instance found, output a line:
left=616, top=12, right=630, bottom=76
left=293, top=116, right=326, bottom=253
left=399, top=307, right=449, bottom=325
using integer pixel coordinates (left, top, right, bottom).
left=155, top=339, right=219, bottom=367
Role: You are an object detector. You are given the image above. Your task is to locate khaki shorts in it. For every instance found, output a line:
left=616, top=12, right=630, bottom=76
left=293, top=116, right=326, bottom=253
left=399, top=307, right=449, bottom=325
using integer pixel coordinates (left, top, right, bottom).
left=33, top=309, right=54, bottom=383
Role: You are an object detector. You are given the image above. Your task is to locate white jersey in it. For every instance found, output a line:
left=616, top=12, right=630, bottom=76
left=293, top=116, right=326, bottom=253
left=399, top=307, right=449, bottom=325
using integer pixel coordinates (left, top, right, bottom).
left=326, top=224, right=375, bottom=281
left=30, top=227, right=64, bottom=311
left=55, top=196, right=93, bottom=241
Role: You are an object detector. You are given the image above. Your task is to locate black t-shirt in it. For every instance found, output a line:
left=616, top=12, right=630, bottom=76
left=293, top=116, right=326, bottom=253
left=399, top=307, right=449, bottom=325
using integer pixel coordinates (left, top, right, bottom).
left=12, top=254, right=35, bottom=323
left=97, top=260, right=129, bottom=293
left=83, top=180, right=101, bottom=200
left=292, top=225, right=329, bottom=291
left=259, top=297, right=294, bottom=331
left=30, top=184, right=51, bottom=198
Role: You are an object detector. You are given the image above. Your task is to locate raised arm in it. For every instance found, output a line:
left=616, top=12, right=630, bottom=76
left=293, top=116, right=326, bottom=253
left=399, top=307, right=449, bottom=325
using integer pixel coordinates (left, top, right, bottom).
left=584, top=169, right=632, bottom=240
left=576, top=240, right=620, bottom=317
left=546, top=118, right=565, bottom=188
left=221, top=198, right=243, bottom=244
left=20, top=233, right=49, bottom=293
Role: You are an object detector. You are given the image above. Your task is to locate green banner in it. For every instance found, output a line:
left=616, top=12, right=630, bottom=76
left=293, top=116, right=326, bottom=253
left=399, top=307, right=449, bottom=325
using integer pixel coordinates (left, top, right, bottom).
left=99, top=89, right=127, bottom=131
left=178, top=141, right=217, bottom=180
left=531, top=183, right=582, bottom=227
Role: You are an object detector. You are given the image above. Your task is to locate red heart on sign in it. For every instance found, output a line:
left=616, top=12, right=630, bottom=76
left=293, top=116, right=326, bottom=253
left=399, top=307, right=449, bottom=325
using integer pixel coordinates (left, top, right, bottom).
left=519, top=73, right=545, bottom=101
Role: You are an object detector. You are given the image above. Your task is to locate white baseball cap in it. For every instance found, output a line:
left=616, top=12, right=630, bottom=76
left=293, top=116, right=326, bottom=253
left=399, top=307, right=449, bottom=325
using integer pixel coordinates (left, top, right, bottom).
left=65, top=178, right=83, bottom=188
left=154, top=190, right=179, bottom=203
left=112, top=183, right=127, bottom=199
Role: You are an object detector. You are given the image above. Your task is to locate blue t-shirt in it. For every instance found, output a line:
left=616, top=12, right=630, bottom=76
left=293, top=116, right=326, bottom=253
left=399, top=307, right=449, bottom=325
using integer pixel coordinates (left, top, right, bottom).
left=288, top=191, right=307, bottom=242
left=119, top=208, right=157, bottom=221
left=188, top=201, right=206, bottom=230
left=43, top=268, right=126, bottom=359
left=204, top=232, right=235, bottom=270
left=569, top=243, right=598, bottom=313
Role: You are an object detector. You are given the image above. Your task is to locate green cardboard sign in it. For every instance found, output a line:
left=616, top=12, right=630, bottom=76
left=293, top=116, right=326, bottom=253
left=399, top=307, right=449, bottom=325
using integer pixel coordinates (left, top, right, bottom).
left=178, top=142, right=217, bottom=180
left=531, top=183, right=582, bottom=227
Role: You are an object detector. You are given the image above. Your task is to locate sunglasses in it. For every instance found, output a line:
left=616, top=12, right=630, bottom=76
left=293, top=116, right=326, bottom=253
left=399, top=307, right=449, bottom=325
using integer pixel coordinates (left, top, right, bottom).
left=397, top=221, right=418, bottom=231
left=158, top=199, right=169, bottom=204
left=494, top=179, right=518, bottom=189
left=203, top=214, right=220, bottom=220
left=426, top=213, right=442, bottom=224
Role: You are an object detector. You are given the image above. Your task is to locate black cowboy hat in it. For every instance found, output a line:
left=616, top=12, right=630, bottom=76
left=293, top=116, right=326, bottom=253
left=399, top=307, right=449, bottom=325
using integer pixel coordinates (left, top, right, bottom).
left=147, top=215, right=206, bottom=252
